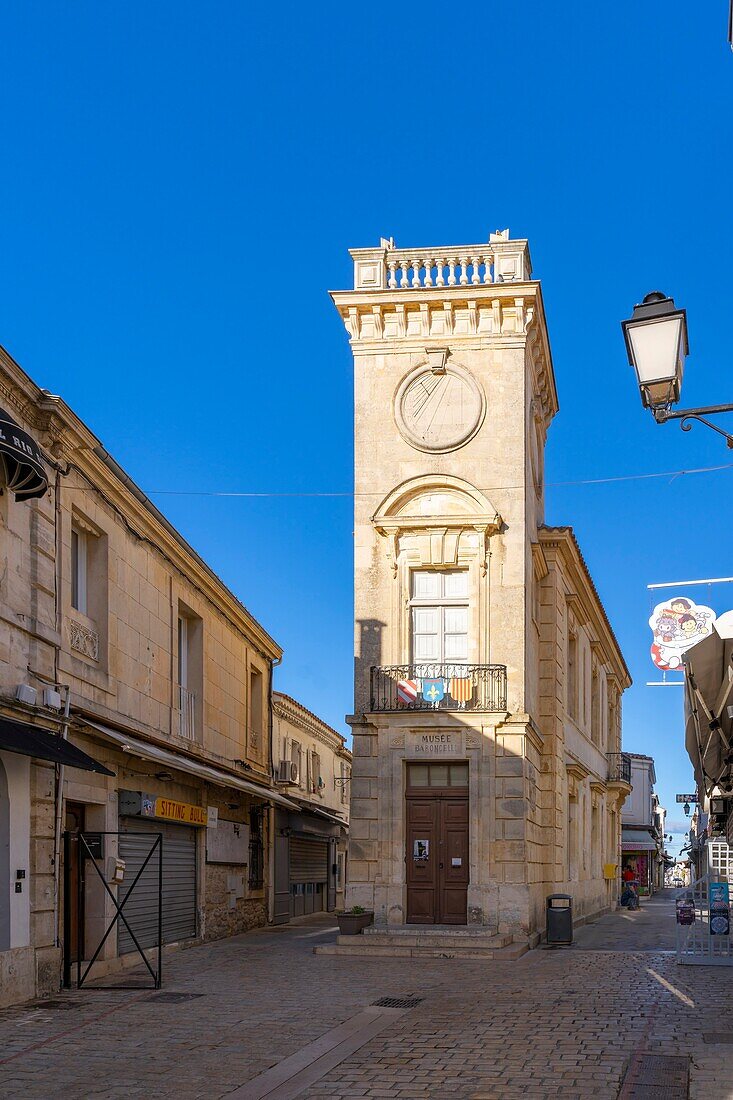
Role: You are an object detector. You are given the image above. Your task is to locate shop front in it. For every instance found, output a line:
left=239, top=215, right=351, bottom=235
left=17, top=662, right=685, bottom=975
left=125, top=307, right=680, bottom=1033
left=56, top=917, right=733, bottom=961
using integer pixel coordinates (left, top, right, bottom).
left=118, top=791, right=204, bottom=951
left=621, top=828, right=658, bottom=896
left=274, top=804, right=345, bottom=923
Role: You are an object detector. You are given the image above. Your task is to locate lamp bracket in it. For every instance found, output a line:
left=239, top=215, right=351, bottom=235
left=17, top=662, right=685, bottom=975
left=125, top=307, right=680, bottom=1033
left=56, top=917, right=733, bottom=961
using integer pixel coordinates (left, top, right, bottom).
left=653, top=403, right=733, bottom=449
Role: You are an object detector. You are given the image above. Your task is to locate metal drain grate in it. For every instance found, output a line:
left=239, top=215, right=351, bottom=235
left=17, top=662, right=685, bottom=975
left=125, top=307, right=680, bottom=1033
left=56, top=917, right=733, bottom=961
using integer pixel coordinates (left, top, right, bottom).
left=704, top=1033, right=733, bottom=1044
left=370, top=996, right=423, bottom=1009
left=143, top=992, right=205, bottom=1003
left=29, top=1000, right=79, bottom=1011
left=620, top=1054, right=689, bottom=1098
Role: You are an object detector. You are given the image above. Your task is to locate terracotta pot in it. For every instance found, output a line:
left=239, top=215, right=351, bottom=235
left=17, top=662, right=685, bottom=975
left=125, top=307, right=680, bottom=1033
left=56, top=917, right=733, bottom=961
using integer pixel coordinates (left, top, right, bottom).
left=336, top=911, right=374, bottom=935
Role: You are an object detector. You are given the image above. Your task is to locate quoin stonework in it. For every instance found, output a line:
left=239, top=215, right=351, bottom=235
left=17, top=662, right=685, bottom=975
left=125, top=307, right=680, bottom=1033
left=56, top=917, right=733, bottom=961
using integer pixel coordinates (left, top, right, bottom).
left=331, top=232, right=632, bottom=946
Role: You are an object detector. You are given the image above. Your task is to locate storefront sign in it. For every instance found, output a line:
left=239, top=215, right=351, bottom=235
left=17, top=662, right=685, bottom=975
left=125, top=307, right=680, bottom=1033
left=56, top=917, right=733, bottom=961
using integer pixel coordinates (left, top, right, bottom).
left=649, top=597, right=716, bottom=672
left=708, top=882, right=730, bottom=935
left=118, top=789, right=207, bottom=826
left=406, top=730, right=464, bottom=757
left=676, top=794, right=697, bottom=804
left=153, top=798, right=207, bottom=826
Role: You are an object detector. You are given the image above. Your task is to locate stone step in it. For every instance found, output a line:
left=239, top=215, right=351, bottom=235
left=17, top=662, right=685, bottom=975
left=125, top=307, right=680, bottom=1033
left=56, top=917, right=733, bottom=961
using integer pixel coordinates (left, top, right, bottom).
left=315, top=942, right=529, bottom=961
left=363, top=924, right=506, bottom=937
left=340, top=932, right=513, bottom=949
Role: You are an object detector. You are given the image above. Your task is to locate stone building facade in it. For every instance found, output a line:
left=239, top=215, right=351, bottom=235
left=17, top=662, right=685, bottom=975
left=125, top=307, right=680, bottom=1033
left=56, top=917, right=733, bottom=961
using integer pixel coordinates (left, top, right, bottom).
left=0, top=342, right=294, bottom=1006
left=271, top=692, right=351, bottom=922
left=331, top=232, right=632, bottom=945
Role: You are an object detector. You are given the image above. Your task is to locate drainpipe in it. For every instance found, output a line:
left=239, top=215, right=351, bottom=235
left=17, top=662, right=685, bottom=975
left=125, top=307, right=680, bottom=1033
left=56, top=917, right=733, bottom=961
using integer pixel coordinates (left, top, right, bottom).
left=53, top=685, right=71, bottom=947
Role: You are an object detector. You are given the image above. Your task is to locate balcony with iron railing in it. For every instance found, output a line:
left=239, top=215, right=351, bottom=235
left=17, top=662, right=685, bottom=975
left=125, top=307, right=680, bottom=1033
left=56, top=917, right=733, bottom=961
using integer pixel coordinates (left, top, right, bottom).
left=607, top=752, right=632, bottom=786
left=370, top=664, right=507, bottom=713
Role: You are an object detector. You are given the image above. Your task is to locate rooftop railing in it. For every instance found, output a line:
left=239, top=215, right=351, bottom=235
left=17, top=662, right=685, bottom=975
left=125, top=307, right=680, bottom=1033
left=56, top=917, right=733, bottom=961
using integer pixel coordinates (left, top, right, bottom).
left=350, top=234, right=531, bottom=292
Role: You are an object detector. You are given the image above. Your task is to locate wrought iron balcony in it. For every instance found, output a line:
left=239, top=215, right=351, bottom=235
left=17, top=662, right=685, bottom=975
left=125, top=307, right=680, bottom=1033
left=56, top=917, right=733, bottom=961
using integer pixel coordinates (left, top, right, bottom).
left=370, top=664, right=507, bottom=713
left=607, top=752, right=632, bottom=785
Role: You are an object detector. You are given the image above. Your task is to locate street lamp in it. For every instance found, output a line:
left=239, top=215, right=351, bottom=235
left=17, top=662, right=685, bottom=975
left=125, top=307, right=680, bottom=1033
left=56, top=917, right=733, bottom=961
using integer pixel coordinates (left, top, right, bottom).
left=622, top=291, right=733, bottom=446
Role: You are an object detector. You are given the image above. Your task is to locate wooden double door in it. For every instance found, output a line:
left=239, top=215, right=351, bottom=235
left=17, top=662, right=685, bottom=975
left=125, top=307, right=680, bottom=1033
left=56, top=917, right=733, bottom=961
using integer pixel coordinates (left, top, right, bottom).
left=406, top=791, right=469, bottom=924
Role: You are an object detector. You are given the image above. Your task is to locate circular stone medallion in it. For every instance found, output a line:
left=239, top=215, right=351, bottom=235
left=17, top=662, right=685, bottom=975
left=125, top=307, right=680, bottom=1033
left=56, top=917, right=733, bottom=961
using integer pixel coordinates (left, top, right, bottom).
left=394, top=362, right=485, bottom=453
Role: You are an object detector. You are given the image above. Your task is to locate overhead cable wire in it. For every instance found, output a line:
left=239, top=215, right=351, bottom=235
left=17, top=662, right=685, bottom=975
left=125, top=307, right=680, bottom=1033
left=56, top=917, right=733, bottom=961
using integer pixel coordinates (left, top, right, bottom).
left=135, top=459, right=733, bottom=498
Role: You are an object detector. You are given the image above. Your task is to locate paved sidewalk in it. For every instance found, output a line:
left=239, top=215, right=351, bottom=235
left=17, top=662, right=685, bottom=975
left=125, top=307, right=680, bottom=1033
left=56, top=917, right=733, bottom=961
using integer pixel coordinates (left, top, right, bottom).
left=0, top=894, right=731, bottom=1100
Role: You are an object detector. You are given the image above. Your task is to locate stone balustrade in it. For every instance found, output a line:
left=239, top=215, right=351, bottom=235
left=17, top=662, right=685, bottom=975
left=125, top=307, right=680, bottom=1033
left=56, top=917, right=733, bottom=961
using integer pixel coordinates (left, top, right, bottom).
left=350, top=233, right=532, bottom=292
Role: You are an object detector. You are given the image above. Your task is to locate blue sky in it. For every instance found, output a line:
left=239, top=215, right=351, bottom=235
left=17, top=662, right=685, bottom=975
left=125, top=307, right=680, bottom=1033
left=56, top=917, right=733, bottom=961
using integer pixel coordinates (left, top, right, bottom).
left=1, top=3, right=732, bottom=857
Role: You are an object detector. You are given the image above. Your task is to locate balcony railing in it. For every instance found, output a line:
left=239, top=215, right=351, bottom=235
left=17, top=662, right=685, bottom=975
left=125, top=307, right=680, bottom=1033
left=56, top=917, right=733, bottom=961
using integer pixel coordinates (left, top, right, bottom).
left=370, top=664, right=507, bottom=713
left=607, top=752, right=632, bottom=785
left=178, top=685, right=196, bottom=740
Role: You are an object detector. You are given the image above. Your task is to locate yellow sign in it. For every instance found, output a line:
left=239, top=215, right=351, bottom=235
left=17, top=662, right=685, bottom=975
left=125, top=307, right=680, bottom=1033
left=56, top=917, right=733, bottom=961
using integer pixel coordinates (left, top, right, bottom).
left=154, top=798, right=207, bottom=827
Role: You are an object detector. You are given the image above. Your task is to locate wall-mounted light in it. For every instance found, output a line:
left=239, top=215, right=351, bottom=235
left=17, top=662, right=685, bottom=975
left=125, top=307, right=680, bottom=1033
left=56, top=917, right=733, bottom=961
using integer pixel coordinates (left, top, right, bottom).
left=154, top=771, right=173, bottom=782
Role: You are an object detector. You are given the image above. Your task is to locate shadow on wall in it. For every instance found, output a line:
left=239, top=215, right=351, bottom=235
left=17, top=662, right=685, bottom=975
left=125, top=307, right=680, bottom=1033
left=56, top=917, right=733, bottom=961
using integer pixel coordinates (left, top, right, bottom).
left=355, top=619, right=386, bottom=713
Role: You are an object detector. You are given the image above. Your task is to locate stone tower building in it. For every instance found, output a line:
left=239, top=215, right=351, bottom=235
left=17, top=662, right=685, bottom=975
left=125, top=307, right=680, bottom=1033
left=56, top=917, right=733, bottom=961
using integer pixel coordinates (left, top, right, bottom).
left=330, top=233, right=631, bottom=946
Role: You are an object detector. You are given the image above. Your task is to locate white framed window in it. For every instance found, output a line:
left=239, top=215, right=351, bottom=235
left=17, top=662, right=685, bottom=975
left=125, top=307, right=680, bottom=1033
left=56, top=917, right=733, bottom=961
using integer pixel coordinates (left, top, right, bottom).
left=410, top=569, right=468, bottom=665
left=71, top=526, right=88, bottom=614
left=177, top=616, right=188, bottom=688
left=709, top=840, right=730, bottom=878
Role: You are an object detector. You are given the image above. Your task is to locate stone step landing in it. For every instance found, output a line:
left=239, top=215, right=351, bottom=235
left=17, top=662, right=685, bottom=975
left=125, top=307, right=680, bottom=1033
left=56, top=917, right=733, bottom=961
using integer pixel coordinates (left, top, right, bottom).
left=349, top=931, right=513, bottom=949
left=315, top=941, right=528, bottom=960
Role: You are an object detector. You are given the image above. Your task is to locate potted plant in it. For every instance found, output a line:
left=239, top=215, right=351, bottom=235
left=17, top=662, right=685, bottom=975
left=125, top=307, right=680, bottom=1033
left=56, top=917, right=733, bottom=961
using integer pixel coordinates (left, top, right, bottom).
left=336, top=905, right=374, bottom=935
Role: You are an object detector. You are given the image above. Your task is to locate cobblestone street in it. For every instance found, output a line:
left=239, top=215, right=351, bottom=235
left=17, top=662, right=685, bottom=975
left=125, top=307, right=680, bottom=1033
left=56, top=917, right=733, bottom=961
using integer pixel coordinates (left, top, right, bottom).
left=0, top=891, right=731, bottom=1100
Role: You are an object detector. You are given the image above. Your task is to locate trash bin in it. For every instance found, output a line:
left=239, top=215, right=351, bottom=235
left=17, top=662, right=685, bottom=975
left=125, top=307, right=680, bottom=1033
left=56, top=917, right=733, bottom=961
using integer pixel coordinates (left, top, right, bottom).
left=546, top=893, right=573, bottom=945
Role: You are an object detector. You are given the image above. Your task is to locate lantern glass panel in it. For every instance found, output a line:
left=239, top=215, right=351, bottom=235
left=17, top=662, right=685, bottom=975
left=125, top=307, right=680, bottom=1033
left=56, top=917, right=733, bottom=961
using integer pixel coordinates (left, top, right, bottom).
left=627, top=315, right=683, bottom=386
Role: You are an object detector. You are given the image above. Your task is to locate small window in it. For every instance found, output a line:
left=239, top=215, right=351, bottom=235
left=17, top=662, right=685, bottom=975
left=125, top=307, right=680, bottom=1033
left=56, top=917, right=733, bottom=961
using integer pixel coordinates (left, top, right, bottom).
left=567, top=631, right=578, bottom=721
left=71, top=527, right=88, bottom=614
left=250, top=667, right=263, bottom=755
left=407, top=763, right=469, bottom=788
left=311, top=750, right=321, bottom=794
left=340, top=760, right=349, bottom=804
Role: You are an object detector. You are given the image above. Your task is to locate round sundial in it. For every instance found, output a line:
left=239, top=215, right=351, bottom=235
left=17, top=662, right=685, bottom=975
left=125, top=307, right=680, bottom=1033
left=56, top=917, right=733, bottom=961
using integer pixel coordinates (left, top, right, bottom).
left=394, top=358, right=485, bottom=453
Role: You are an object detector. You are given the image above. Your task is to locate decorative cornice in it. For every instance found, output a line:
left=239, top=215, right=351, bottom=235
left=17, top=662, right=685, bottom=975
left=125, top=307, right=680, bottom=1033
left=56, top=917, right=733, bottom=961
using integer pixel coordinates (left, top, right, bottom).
left=273, top=692, right=350, bottom=756
left=331, top=279, right=558, bottom=428
left=0, top=348, right=282, bottom=662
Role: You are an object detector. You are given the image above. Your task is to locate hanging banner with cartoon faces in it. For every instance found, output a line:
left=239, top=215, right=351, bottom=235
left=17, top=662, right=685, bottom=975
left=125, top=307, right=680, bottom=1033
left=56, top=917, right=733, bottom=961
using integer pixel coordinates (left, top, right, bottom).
left=649, top=596, right=716, bottom=671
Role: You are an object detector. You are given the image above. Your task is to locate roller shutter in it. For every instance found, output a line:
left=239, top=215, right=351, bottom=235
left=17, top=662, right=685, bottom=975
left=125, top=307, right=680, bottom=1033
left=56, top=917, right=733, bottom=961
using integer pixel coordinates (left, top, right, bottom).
left=289, top=837, right=328, bottom=884
left=118, top=820, right=197, bottom=954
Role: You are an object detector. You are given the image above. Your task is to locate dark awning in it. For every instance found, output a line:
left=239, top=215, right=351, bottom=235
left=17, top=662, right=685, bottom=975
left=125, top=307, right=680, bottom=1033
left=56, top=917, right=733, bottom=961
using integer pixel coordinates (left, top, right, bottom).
left=0, top=716, right=114, bottom=775
left=0, top=407, right=48, bottom=501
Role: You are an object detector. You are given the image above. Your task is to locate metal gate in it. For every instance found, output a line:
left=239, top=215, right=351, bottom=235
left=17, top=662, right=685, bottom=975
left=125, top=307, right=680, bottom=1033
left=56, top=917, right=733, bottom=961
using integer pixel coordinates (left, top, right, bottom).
left=62, top=830, right=163, bottom=990
left=676, top=874, right=733, bottom=966
left=118, top=820, right=196, bottom=952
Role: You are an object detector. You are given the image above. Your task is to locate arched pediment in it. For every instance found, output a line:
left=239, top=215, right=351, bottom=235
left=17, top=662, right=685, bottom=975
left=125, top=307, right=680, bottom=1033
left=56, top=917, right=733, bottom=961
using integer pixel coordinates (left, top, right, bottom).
left=372, top=475, right=502, bottom=576
left=373, top=475, right=501, bottom=532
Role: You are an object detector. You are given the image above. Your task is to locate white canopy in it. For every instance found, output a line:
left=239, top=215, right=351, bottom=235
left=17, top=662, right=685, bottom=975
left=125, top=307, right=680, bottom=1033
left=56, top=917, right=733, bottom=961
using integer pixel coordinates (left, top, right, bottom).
left=683, top=632, right=733, bottom=796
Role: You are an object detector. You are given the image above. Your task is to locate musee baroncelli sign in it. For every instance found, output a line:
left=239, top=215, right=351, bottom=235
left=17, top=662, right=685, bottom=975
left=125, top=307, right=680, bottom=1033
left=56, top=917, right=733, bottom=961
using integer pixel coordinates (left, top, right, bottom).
left=405, top=731, right=464, bottom=757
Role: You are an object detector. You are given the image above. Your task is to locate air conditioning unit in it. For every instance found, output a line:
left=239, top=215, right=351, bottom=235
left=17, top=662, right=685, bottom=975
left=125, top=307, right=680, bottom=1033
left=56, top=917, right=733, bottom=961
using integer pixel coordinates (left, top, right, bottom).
left=276, top=759, right=299, bottom=785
